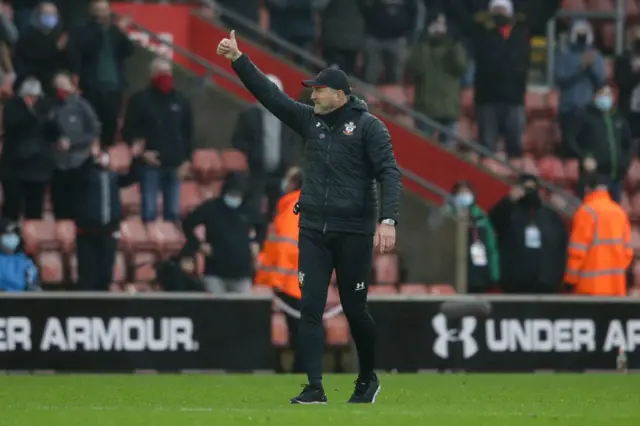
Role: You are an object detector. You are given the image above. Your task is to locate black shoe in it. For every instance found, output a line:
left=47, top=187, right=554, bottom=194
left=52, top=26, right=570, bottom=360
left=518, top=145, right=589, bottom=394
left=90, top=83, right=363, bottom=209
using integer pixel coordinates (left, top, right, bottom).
left=290, top=384, right=328, bottom=404
left=348, top=374, right=381, bottom=403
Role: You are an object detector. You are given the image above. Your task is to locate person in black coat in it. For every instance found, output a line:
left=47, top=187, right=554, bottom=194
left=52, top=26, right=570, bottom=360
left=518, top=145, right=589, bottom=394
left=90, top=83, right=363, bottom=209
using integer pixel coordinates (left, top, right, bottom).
left=489, top=174, right=567, bottom=294
left=218, top=31, right=401, bottom=404
left=13, top=2, right=68, bottom=97
left=73, top=140, right=143, bottom=291
left=68, top=0, right=133, bottom=147
left=0, top=77, right=55, bottom=220
left=181, top=171, right=258, bottom=294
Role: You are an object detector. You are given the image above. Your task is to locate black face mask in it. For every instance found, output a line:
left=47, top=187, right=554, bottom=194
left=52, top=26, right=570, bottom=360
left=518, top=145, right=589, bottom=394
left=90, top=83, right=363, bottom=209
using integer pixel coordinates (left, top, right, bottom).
left=523, top=188, right=540, bottom=205
left=493, top=14, right=509, bottom=27
left=575, top=34, right=588, bottom=46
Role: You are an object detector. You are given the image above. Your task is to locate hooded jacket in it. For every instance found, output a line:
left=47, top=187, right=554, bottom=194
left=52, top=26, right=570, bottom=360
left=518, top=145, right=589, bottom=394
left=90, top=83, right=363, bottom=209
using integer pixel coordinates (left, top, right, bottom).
left=555, top=20, right=606, bottom=114
left=231, top=54, right=402, bottom=235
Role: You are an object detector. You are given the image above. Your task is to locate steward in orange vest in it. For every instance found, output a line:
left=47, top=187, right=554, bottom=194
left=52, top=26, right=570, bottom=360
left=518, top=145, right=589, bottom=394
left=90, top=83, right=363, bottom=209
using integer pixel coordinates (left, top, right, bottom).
left=255, top=167, right=303, bottom=372
left=564, top=174, right=634, bottom=296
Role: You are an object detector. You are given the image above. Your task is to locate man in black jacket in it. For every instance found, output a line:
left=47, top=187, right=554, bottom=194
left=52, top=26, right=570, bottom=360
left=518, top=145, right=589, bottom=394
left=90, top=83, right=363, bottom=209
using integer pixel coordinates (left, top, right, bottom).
left=73, top=141, right=143, bottom=291
left=218, top=30, right=402, bottom=404
left=123, top=57, right=193, bottom=223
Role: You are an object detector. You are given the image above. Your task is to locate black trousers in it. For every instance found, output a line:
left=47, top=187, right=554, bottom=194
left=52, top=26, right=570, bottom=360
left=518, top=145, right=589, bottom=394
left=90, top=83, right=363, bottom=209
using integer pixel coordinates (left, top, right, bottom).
left=83, top=89, right=123, bottom=148
left=298, top=228, right=376, bottom=385
left=1, top=180, right=46, bottom=220
left=76, top=233, right=117, bottom=291
left=275, top=290, right=304, bottom=373
left=51, top=169, right=77, bottom=219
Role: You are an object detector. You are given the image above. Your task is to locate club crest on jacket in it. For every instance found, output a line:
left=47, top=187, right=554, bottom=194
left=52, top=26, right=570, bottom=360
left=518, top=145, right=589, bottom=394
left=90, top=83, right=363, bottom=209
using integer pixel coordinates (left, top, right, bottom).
left=343, top=121, right=356, bottom=135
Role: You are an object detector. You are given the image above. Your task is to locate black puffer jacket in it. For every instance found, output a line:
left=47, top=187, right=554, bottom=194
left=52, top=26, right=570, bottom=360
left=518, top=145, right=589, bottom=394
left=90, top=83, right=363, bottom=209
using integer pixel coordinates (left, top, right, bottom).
left=231, top=55, right=402, bottom=234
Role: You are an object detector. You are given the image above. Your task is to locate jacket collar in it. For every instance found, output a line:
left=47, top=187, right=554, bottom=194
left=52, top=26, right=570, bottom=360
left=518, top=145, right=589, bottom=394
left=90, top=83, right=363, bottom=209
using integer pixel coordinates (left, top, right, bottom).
left=584, top=188, right=611, bottom=204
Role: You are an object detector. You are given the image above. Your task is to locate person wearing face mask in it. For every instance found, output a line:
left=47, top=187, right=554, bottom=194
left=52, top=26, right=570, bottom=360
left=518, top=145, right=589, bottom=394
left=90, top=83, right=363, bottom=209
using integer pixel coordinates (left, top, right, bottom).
left=555, top=20, right=605, bottom=158
left=182, top=172, right=258, bottom=294
left=49, top=71, right=101, bottom=220
left=449, top=180, right=500, bottom=293
left=568, top=85, right=633, bottom=202
left=67, top=0, right=133, bottom=147
left=13, top=2, right=67, bottom=98
left=614, top=26, right=640, bottom=142
left=489, top=174, right=567, bottom=294
left=0, top=219, right=40, bottom=292
left=123, top=57, right=194, bottom=224
left=406, top=14, right=467, bottom=146
left=445, top=0, right=561, bottom=157
left=72, top=140, right=144, bottom=291
left=255, top=167, right=303, bottom=372
left=0, top=77, right=54, bottom=221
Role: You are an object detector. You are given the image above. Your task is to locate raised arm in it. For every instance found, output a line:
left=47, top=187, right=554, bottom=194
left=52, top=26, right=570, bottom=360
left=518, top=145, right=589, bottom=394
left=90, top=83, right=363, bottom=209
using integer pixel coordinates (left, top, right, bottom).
left=219, top=30, right=313, bottom=135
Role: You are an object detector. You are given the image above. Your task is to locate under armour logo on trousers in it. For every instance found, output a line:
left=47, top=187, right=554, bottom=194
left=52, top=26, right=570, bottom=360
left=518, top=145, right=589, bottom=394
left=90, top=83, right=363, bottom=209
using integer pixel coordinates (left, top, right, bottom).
left=432, top=313, right=478, bottom=359
left=355, top=282, right=365, bottom=291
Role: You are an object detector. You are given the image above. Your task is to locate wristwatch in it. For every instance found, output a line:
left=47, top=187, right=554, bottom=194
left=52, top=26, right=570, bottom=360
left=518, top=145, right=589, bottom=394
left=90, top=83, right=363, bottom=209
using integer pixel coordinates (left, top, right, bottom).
left=380, top=218, right=396, bottom=226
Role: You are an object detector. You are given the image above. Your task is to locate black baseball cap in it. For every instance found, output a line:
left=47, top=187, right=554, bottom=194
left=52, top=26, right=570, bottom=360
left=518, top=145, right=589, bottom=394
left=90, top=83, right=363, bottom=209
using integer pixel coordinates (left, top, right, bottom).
left=302, top=68, right=351, bottom=95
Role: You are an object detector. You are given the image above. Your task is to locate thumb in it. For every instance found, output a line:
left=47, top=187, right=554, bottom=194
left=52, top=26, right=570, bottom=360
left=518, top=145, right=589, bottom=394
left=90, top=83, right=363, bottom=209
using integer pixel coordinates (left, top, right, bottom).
left=230, top=30, right=236, bottom=41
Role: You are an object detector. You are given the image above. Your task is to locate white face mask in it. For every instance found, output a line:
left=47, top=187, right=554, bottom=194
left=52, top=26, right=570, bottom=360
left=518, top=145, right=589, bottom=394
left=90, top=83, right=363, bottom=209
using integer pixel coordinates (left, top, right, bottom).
left=223, top=195, right=243, bottom=209
left=455, top=192, right=474, bottom=208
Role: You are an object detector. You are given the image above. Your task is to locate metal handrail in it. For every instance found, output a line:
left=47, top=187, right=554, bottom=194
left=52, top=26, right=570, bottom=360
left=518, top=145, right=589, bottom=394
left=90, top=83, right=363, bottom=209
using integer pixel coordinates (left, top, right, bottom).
left=122, top=18, right=458, bottom=202
left=201, top=4, right=580, bottom=212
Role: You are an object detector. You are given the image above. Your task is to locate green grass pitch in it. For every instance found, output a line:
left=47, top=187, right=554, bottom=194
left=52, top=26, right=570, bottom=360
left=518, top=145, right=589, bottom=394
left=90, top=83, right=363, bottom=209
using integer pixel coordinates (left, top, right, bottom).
left=0, top=373, right=638, bottom=425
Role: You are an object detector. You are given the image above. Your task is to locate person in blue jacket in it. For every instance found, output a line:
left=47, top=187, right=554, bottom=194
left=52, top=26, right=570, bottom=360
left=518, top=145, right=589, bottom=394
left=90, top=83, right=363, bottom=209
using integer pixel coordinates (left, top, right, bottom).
left=0, top=219, right=39, bottom=292
left=73, top=141, right=144, bottom=291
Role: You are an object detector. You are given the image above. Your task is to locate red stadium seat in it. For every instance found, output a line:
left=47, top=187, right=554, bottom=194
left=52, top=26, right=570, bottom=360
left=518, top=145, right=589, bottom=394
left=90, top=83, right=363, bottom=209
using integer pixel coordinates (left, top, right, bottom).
left=427, top=284, right=456, bottom=294
left=400, top=283, right=429, bottom=294
left=325, top=315, right=350, bottom=346
left=198, top=181, right=224, bottom=200
left=368, top=284, right=397, bottom=294
left=192, top=149, right=225, bottom=182
left=373, top=253, right=399, bottom=285
left=23, top=220, right=58, bottom=254
left=272, top=313, right=289, bottom=347
left=180, top=181, right=203, bottom=216
left=147, top=221, right=185, bottom=258
left=119, top=217, right=151, bottom=253
left=55, top=220, right=76, bottom=255
left=133, top=252, right=156, bottom=282
left=537, top=156, right=565, bottom=184
left=625, top=159, right=640, bottom=191
left=620, top=191, right=632, bottom=216
left=108, top=143, right=132, bottom=173
left=221, top=149, right=248, bottom=173
left=564, top=159, right=580, bottom=186
left=525, top=90, right=547, bottom=119
left=121, top=184, right=141, bottom=216
left=38, top=251, right=64, bottom=284
left=630, top=193, right=640, bottom=221
left=630, top=226, right=640, bottom=252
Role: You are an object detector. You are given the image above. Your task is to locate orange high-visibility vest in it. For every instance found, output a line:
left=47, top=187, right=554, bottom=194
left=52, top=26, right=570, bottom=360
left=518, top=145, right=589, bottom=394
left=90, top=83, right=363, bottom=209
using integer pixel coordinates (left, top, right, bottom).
left=254, top=190, right=301, bottom=299
left=564, top=189, right=633, bottom=296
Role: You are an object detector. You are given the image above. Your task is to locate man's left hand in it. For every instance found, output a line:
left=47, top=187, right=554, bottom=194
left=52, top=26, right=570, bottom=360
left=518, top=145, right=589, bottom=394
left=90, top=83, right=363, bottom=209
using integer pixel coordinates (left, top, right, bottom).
left=374, top=223, right=396, bottom=254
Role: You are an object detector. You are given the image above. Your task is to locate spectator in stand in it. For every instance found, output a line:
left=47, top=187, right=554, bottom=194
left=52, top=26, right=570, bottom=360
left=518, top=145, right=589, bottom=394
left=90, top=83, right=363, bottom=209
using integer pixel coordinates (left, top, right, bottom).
left=489, top=174, right=567, bottom=294
left=555, top=20, right=605, bottom=158
left=209, top=0, right=260, bottom=34
left=255, top=166, right=303, bottom=372
left=317, top=0, right=365, bottom=76
left=614, top=27, right=640, bottom=143
left=265, top=0, right=315, bottom=64
left=50, top=71, right=101, bottom=220
left=232, top=74, right=297, bottom=227
left=68, top=0, right=133, bottom=148
left=182, top=172, right=258, bottom=294
left=13, top=1, right=68, bottom=98
left=445, top=0, right=560, bottom=158
left=447, top=180, right=500, bottom=293
left=123, top=57, right=193, bottom=224
left=0, top=77, right=54, bottom=221
left=568, top=84, right=633, bottom=202
left=359, top=0, right=419, bottom=84
left=564, top=173, right=633, bottom=297
left=10, top=0, right=39, bottom=35
left=0, top=219, right=39, bottom=292
left=73, top=141, right=144, bottom=291
left=406, top=14, right=466, bottom=146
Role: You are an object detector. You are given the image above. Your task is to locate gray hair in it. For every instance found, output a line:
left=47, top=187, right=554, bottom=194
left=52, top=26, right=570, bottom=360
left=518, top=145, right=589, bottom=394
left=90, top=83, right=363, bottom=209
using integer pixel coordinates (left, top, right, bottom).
left=150, top=57, right=172, bottom=75
left=18, top=77, right=42, bottom=97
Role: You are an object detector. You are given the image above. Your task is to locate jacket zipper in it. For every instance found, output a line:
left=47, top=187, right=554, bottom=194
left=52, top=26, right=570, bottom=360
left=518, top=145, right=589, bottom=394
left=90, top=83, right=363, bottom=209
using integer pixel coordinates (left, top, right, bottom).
left=323, top=124, right=332, bottom=234
left=604, top=113, right=617, bottom=180
left=100, top=171, right=110, bottom=225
